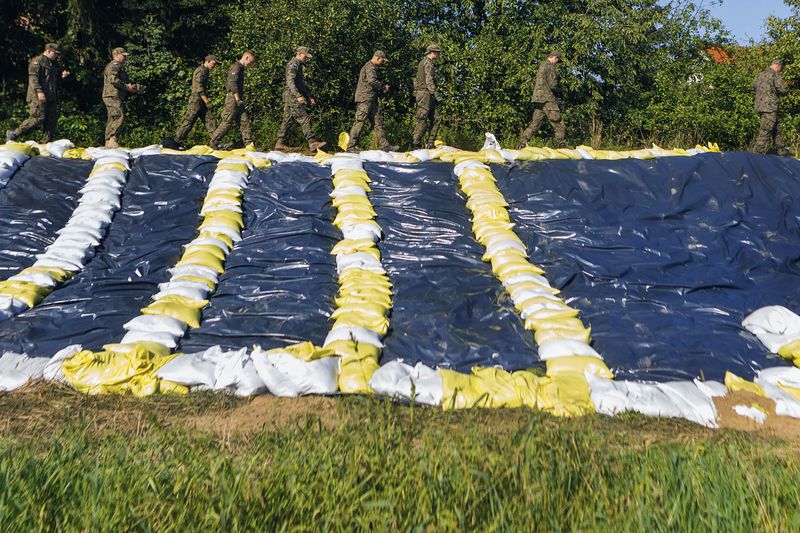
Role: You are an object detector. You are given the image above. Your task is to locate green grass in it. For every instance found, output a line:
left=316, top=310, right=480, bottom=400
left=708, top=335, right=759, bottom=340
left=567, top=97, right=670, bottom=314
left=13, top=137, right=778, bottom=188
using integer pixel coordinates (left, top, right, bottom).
left=0, top=386, right=798, bottom=531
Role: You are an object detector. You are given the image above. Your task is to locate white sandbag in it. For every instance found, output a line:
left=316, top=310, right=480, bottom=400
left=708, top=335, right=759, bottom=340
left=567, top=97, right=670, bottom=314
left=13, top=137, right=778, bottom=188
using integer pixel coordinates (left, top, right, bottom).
left=9, top=271, right=58, bottom=287
left=42, top=344, right=82, bottom=383
left=201, top=204, right=243, bottom=215
left=586, top=373, right=684, bottom=419
left=733, top=405, right=766, bottom=424
left=168, top=264, right=219, bottom=281
left=32, top=256, right=81, bottom=271
left=336, top=252, right=385, bottom=274
left=510, top=288, right=560, bottom=306
left=324, top=326, right=383, bottom=348
left=329, top=156, right=364, bottom=174
left=759, top=383, right=800, bottom=418
left=119, top=329, right=179, bottom=349
left=742, top=305, right=800, bottom=353
left=94, top=155, right=130, bottom=169
left=693, top=379, right=728, bottom=398
left=129, top=145, right=162, bottom=157
left=67, top=211, right=114, bottom=228
left=484, top=239, right=526, bottom=257
left=80, top=189, right=121, bottom=208
left=44, top=139, right=74, bottom=158
left=539, top=339, right=601, bottom=360
left=340, top=221, right=382, bottom=241
left=502, top=273, right=552, bottom=288
left=123, top=315, right=187, bottom=337
left=657, top=381, right=718, bottom=428
left=86, top=147, right=129, bottom=159
left=198, top=224, right=241, bottom=242
left=368, top=360, right=443, bottom=406
left=57, top=223, right=103, bottom=241
left=38, top=245, right=90, bottom=265
left=409, top=149, right=432, bottom=162
left=218, top=157, right=253, bottom=169
left=251, top=347, right=339, bottom=396
left=209, top=169, right=248, bottom=183
left=86, top=170, right=126, bottom=186
left=453, top=159, right=489, bottom=177
left=0, top=352, right=49, bottom=391
left=357, top=150, right=396, bottom=162
left=575, top=147, right=594, bottom=160
left=156, top=352, right=217, bottom=388
left=755, top=366, right=800, bottom=389
left=519, top=298, right=571, bottom=319
left=187, top=237, right=231, bottom=252
left=213, top=348, right=267, bottom=396
left=153, top=285, right=209, bottom=301
left=329, top=185, right=367, bottom=198
left=480, top=132, right=501, bottom=152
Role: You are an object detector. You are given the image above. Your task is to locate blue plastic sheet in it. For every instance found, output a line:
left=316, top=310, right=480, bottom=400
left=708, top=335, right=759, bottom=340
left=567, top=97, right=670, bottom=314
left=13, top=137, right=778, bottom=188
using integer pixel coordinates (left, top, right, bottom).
left=179, top=161, right=339, bottom=353
left=368, top=162, right=538, bottom=373
left=494, top=153, right=800, bottom=381
left=0, top=156, right=91, bottom=278
left=0, top=155, right=215, bottom=357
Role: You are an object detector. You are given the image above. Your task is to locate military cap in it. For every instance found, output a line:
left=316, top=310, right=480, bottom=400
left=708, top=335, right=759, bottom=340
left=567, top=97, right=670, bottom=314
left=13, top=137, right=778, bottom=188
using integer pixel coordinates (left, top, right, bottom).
left=425, top=44, right=441, bottom=54
left=112, top=47, right=129, bottom=57
left=373, top=50, right=389, bottom=61
left=204, top=54, right=219, bottom=63
left=771, top=59, right=783, bottom=66
left=44, top=43, right=60, bottom=53
left=549, top=50, right=562, bottom=59
left=296, top=46, right=313, bottom=58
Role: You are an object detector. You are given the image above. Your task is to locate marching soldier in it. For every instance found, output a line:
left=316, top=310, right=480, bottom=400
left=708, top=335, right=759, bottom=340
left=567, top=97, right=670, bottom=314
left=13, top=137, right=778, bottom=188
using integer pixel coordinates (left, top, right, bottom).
left=174, top=55, right=220, bottom=147
left=520, top=51, right=566, bottom=148
left=6, top=43, right=70, bottom=143
left=346, top=50, right=398, bottom=152
left=209, top=50, right=256, bottom=150
left=753, top=59, right=789, bottom=156
left=411, top=44, right=442, bottom=150
left=102, top=47, right=138, bottom=149
left=274, top=46, right=326, bottom=152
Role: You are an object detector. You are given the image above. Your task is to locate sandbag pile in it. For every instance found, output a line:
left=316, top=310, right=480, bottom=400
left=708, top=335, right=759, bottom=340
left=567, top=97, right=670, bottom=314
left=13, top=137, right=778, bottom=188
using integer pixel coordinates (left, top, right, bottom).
left=0, top=143, right=34, bottom=186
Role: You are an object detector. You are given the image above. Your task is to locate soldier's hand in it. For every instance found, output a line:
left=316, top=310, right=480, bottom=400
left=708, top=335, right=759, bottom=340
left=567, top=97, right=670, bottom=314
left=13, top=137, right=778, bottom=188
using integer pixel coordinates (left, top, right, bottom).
left=297, top=96, right=306, bottom=104
left=309, top=98, right=316, bottom=106
left=62, top=70, right=70, bottom=79
left=127, top=83, right=138, bottom=93
left=383, top=84, right=390, bottom=93
left=37, top=92, right=46, bottom=102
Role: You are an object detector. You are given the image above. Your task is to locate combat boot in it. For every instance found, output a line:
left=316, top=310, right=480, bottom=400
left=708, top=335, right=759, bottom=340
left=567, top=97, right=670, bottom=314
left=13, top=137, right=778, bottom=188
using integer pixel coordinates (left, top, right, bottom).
left=309, top=140, right=327, bottom=152
left=274, top=141, right=292, bottom=151
left=6, top=130, right=18, bottom=142
left=105, top=137, right=120, bottom=149
left=381, top=145, right=400, bottom=152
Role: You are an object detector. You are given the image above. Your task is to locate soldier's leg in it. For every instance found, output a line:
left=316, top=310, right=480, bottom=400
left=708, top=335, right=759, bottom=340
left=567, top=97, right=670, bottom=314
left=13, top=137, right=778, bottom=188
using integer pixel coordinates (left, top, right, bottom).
left=348, top=103, right=370, bottom=150
left=291, top=105, right=315, bottom=144
left=175, top=99, right=201, bottom=144
left=372, top=103, right=392, bottom=149
left=239, top=107, right=253, bottom=146
left=521, top=105, right=547, bottom=144
left=210, top=95, right=237, bottom=145
left=275, top=104, right=293, bottom=144
left=412, top=92, right=431, bottom=147
left=201, top=104, right=217, bottom=138
left=544, top=103, right=566, bottom=146
left=41, top=102, right=58, bottom=143
left=753, top=112, right=774, bottom=155
left=773, top=116, right=788, bottom=155
left=427, top=100, right=442, bottom=148
left=14, top=100, right=46, bottom=138
left=104, top=98, right=124, bottom=143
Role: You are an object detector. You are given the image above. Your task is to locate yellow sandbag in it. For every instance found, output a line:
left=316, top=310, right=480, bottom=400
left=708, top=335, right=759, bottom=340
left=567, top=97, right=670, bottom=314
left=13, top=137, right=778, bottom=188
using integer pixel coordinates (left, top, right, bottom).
left=534, top=325, right=591, bottom=345
left=18, top=266, right=71, bottom=283
left=1, top=142, right=38, bottom=156
left=478, top=149, right=508, bottom=163
left=332, top=313, right=389, bottom=336
left=203, top=193, right=241, bottom=209
left=470, top=367, right=527, bottom=408
left=0, top=280, right=52, bottom=307
left=178, top=145, right=214, bottom=156
left=537, top=372, right=595, bottom=417
left=313, top=149, right=334, bottom=164
left=724, top=371, right=765, bottom=396
left=325, top=340, right=380, bottom=362
left=331, top=238, right=378, bottom=255
left=339, top=356, right=379, bottom=394
left=141, top=295, right=208, bottom=328
left=199, top=231, right=234, bottom=248
left=185, top=243, right=226, bottom=261
left=525, top=315, right=585, bottom=332
left=440, top=369, right=489, bottom=409
left=62, top=346, right=185, bottom=396
left=90, top=161, right=127, bottom=175
left=277, top=341, right=336, bottom=362
left=338, top=270, right=392, bottom=287
left=335, top=293, right=392, bottom=309
left=546, top=356, right=613, bottom=379
left=505, top=281, right=559, bottom=296
left=331, top=302, right=388, bottom=319
left=334, top=168, right=371, bottom=182
left=177, top=249, right=225, bottom=273
left=332, top=195, right=373, bottom=208
left=216, top=162, right=249, bottom=173
left=513, top=295, right=568, bottom=314
left=778, top=339, right=800, bottom=360
left=201, top=211, right=243, bottom=230
left=103, top=341, right=172, bottom=357
left=338, top=132, right=350, bottom=151
left=205, top=188, right=242, bottom=200
left=332, top=178, right=371, bottom=192
left=337, top=203, right=377, bottom=217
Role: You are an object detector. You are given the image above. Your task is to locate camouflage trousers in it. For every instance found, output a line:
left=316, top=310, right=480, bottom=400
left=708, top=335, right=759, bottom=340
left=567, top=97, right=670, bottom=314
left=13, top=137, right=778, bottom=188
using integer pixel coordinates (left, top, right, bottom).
left=753, top=112, right=786, bottom=155
left=276, top=101, right=315, bottom=144
left=15, top=99, right=58, bottom=143
left=103, top=97, right=125, bottom=142
left=412, top=91, right=441, bottom=148
left=522, top=101, right=565, bottom=145
left=175, top=97, right=217, bottom=144
left=347, top=101, right=390, bottom=150
left=210, top=94, right=253, bottom=147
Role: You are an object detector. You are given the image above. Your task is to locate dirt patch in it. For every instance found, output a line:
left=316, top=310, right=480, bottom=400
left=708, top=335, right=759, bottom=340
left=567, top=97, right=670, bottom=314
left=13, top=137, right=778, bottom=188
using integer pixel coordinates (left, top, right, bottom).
left=715, top=391, right=800, bottom=440
left=190, top=395, right=342, bottom=436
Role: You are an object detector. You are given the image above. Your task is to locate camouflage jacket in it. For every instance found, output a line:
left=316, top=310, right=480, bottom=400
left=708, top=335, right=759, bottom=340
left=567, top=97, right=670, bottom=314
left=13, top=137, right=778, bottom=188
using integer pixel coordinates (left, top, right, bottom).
left=102, top=60, right=129, bottom=100
left=354, top=61, right=384, bottom=103
left=27, top=54, right=60, bottom=102
left=283, top=57, right=311, bottom=104
left=225, top=62, right=245, bottom=96
left=753, top=68, right=788, bottom=113
left=532, top=60, right=558, bottom=103
left=414, top=56, right=436, bottom=95
left=190, top=65, right=211, bottom=98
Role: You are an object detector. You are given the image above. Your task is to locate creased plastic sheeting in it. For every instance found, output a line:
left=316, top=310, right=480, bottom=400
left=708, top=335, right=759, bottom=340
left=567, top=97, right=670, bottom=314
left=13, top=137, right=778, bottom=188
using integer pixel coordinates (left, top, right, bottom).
left=179, top=162, right=338, bottom=353
left=367, top=162, right=537, bottom=372
left=0, top=156, right=91, bottom=277
left=494, top=153, right=800, bottom=382
left=0, top=155, right=216, bottom=358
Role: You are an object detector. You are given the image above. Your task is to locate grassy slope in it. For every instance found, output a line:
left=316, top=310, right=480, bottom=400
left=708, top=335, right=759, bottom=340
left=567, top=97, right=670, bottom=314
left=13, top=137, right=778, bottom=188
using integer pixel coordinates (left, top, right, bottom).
left=0, top=386, right=798, bottom=531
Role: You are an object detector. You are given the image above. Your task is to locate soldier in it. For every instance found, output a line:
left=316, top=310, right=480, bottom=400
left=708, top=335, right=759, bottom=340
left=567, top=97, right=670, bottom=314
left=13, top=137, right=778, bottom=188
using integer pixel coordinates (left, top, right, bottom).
left=274, top=46, right=326, bottom=152
left=753, top=59, right=789, bottom=156
left=6, top=43, right=70, bottom=143
left=102, top=47, right=138, bottom=149
left=209, top=51, right=255, bottom=150
left=520, top=51, right=566, bottom=149
left=174, top=55, right=219, bottom=147
left=411, top=44, right=442, bottom=150
left=346, top=51, right=398, bottom=152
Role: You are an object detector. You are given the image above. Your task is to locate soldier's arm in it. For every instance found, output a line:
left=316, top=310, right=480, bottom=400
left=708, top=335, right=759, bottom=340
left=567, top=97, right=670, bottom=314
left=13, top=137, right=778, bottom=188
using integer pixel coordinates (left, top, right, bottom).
left=29, top=59, right=44, bottom=96
left=776, top=75, right=789, bottom=95
left=107, top=63, right=128, bottom=91
left=367, top=64, right=382, bottom=91
left=197, top=69, right=211, bottom=104
left=548, top=65, right=558, bottom=93
left=225, top=67, right=240, bottom=100
left=425, top=61, right=436, bottom=94
left=286, top=62, right=302, bottom=99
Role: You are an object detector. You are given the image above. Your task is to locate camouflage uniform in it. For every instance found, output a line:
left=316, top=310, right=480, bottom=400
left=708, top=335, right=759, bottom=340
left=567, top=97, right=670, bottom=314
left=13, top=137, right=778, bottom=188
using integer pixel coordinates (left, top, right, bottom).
left=347, top=59, right=391, bottom=150
left=103, top=59, right=130, bottom=144
left=13, top=53, right=61, bottom=143
left=753, top=67, right=789, bottom=155
left=412, top=56, right=441, bottom=148
left=210, top=61, right=253, bottom=147
left=276, top=57, right=316, bottom=145
left=175, top=64, right=217, bottom=145
left=521, top=59, right=566, bottom=146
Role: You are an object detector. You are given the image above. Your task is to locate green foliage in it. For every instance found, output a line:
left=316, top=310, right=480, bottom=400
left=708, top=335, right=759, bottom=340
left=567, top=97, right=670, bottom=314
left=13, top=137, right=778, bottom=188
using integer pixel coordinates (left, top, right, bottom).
left=2, top=0, right=800, bottom=150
